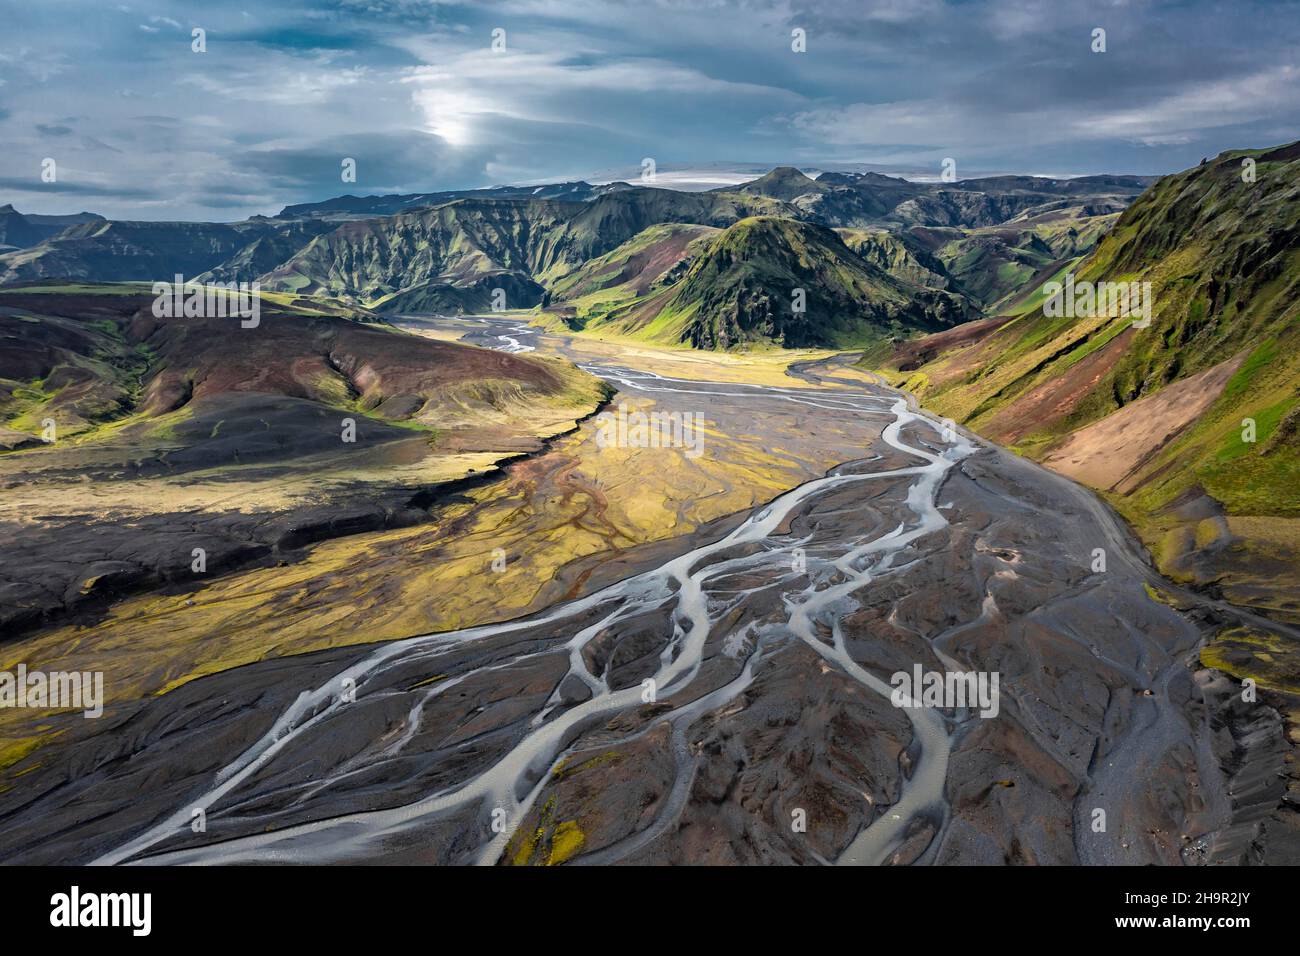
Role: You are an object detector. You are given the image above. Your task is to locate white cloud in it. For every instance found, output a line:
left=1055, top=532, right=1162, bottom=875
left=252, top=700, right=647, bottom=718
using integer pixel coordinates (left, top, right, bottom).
left=183, top=64, right=371, bottom=106
left=403, top=48, right=802, bottom=146
left=1072, top=66, right=1300, bottom=147
left=783, top=64, right=1300, bottom=157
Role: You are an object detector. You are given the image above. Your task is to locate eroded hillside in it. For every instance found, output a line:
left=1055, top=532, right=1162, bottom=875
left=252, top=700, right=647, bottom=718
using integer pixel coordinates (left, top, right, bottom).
left=868, top=143, right=1300, bottom=699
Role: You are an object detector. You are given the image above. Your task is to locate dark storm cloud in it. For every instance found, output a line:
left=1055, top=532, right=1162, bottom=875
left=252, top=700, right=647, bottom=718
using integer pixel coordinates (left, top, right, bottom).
left=1, top=0, right=1297, bottom=218
left=240, top=131, right=474, bottom=193
left=0, top=177, right=160, bottom=199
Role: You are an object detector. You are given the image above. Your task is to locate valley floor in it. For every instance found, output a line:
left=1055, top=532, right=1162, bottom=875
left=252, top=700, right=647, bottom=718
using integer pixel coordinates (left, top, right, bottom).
left=1, top=315, right=1296, bottom=865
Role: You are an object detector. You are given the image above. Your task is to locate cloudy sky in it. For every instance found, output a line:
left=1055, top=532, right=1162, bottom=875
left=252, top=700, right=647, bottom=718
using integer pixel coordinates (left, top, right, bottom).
left=2, top=0, right=1298, bottom=220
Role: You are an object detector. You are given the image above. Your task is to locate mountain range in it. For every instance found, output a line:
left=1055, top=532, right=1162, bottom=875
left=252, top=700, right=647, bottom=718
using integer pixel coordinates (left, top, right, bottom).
left=4, top=148, right=1295, bottom=596
left=0, top=166, right=1152, bottom=349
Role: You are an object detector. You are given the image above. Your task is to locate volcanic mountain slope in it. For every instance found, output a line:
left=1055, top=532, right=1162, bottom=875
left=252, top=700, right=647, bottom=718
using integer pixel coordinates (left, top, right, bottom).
left=277, top=180, right=623, bottom=220
left=259, top=197, right=573, bottom=306
left=0, top=205, right=103, bottom=253
left=0, top=217, right=327, bottom=286
left=0, top=285, right=607, bottom=639
left=720, top=169, right=1132, bottom=311
left=553, top=216, right=977, bottom=349
left=546, top=222, right=718, bottom=300
left=193, top=219, right=336, bottom=284
left=926, top=224, right=1088, bottom=308
left=373, top=270, right=547, bottom=315
left=868, top=141, right=1300, bottom=644
left=836, top=208, right=1120, bottom=311
left=2, top=188, right=715, bottom=294
left=540, top=188, right=791, bottom=281
left=836, top=229, right=952, bottom=290
left=534, top=222, right=719, bottom=329
left=258, top=188, right=792, bottom=310
left=729, top=165, right=1152, bottom=230
left=1, top=168, right=1146, bottom=321
left=730, top=166, right=925, bottom=227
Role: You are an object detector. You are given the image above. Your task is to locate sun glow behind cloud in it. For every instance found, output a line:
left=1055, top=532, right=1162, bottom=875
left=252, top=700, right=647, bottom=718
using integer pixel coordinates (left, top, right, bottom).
left=409, top=78, right=495, bottom=147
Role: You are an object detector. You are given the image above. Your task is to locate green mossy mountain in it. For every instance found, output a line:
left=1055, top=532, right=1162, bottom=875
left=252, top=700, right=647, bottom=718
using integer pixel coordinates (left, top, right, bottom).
left=730, top=166, right=1151, bottom=230
left=1064, top=142, right=1300, bottom=424
left=195, top=220, right=336, bottom=285
left=258, top=189, right=791, bottom=310
left=3, top=169, right=1146, bottom=320
left=543, top=222, right=716, bottom=304
left=0, top=218, right=310, bottom=286
left=566, top=216, right=977, bottom=349
left=870, top=141, right=1300, bottom=622
left=276, top=180, right=611, bottom=220
left=837, top=229, right=952, bottom=290
left=259, top=198, right=572, bottom=305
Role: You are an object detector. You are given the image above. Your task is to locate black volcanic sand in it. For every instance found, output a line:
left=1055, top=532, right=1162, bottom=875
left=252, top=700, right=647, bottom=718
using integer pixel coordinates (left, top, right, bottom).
left=0, top=342, right=1294, bottom=866
left=0, top=391, right=443, bottom=636
left=0, top=294, right=603, bottom=640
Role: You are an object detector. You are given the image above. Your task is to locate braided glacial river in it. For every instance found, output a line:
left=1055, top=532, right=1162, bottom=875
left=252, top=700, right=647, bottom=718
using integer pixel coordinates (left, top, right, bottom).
left=94, top=358, right=965, bottom=865
left=2, top=317, right=1284, bottom=866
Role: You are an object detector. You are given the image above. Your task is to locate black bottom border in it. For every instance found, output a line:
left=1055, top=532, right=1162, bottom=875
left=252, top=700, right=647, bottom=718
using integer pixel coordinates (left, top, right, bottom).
left=6, top=864, right=1278, bottom=941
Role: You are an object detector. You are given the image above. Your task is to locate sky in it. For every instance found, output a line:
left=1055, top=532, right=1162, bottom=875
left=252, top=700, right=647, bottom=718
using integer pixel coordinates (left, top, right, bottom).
left=2, top=0, right=1298, bottom=220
